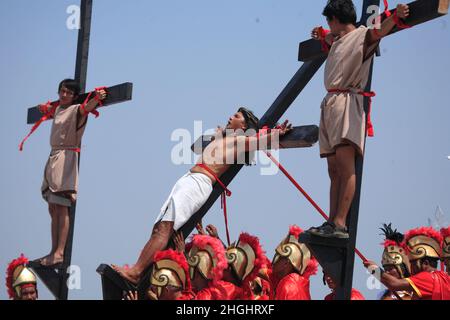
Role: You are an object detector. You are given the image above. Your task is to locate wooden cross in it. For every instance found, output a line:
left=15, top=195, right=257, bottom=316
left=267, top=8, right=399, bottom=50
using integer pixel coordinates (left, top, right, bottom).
left=297, top=0, right=449, bottom=300
left=27, top=0, right=133, bottom=300
left=97, top=0, right=448, bottom=300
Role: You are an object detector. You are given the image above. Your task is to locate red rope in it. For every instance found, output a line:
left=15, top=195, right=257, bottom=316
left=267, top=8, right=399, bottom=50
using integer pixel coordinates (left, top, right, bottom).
left=318, top=27, right=332, bottom=53
left=197, top=163, right=232, bottom=246
left=80, top=86, right=108, bottom=117
left=327, top=89, right=376, bottom=137
left=264, top=151, right=368, bottom=262
left=19, top=101, right=59, bottom=151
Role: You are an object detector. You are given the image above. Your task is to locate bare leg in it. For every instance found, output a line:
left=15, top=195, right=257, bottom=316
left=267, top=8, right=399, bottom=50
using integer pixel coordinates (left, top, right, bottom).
left=332, top=145, right=356, bottom=229
left=41, top=204, right=69, bottom=266
left=37, top=204, right=59, bottom=262
left=112, top=221, right=174, bottom=284
left=50, top=204, right=59, bottom=254
left=327, top=155, right=339, bottom=223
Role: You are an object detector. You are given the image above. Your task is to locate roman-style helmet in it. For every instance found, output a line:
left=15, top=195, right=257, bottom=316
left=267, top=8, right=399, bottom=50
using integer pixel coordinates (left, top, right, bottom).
left=405, top=227, right=443, bottom=262
left=380, top=223, right=411, bottom=278
left=6, top=254, right=37, bottom=300
left=150, top=249, right=191, bottom=299
left=187, top=235, right=227, bottom=283
left=272, top=225, right=318, bottom=277
left=226, top=233, right=266, bottom=284
left=440, top=227, right=450, bottom=270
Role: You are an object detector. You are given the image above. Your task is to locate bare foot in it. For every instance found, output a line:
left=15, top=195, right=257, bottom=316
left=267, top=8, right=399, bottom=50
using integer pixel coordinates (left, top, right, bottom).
left=40, top=253, right=64, bottom=267
left=111, top=264, right=141, bottom=285
left=35, top=253, right=52, bottom=263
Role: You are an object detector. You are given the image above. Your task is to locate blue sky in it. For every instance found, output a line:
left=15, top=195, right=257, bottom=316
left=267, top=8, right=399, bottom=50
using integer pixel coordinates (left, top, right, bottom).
left=1, top=0, right=449, bottom=300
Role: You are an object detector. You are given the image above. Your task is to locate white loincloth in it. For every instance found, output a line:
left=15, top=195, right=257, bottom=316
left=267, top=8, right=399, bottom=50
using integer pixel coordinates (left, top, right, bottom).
left=155, top=171, right=213, bottom=231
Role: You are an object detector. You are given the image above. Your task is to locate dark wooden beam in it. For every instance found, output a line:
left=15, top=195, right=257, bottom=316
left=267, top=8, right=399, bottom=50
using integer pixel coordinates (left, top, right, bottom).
left=28, top=261, right=66, bottom=300
left=75, top=0, right=92, bottom=93
left=27, top=82, right=133, bottom=124
left=298, top=0, right=449, bottom=62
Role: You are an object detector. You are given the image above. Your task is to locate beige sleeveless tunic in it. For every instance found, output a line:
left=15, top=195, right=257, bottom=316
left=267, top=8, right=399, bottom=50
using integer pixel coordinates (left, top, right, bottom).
left=41, top=104, right=87, bottom=203
left=319, top=25, right=378, bottom=157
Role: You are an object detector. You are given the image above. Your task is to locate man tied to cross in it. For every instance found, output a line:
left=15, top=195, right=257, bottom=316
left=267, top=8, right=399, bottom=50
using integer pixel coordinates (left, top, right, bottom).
left=112, top=108, right=292, bottom=284
left=306, top=0, right=410, bottom=239
left=34, top=79, right=107, bottom=267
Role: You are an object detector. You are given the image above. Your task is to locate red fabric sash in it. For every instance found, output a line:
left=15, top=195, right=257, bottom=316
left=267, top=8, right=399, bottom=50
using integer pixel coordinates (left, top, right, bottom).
left=318, top=27, right=332, bottom=53
left=327, top=89, right=376, bottom=137
left=196, top=163, right=232, bottom=246
left=19, top=101, right=59, bottom=151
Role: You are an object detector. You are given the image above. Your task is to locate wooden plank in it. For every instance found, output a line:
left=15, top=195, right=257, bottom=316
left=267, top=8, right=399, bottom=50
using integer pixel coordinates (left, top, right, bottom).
left=96, top=264, right=137, bottom=299
left=298, top=0, right=449, bottom=62
left=190, top=125, right=319, bottom=155
left=27, top=82, right=133, bottom=124
left=28, top=261, right=64, bottom=300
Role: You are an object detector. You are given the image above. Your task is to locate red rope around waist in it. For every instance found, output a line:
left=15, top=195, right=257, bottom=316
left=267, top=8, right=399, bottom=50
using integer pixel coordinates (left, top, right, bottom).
left=196, top=163, right=231, bottom=245
left=327, top=89, right=376, bottom=137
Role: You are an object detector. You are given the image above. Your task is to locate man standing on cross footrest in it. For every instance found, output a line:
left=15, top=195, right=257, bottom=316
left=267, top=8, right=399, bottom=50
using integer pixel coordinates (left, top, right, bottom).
left=20, top=79, right=106, bottom=267
left=305, top=0, right=410, bottom=239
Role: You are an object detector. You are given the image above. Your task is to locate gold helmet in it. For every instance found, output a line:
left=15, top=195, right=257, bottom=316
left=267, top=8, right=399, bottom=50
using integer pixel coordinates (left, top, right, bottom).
left=6, top=255, right=37, bottom=300
left=187, top=235, right=227, bottom=283
left=273, top=225, right=315, bottom=276
left=150, top=249, right=190, bottom=299
left=405, top=227, right=443, bottom=261
left=380, top=223, right=411, bottom=278
left=226, top=233, right=265, bottom=284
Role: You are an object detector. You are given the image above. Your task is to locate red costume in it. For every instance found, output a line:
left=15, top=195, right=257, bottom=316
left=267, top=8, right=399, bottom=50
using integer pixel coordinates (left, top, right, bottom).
left=324, top=288, right=365, bottom=300
left=271, top=226, right=318, bottom=300
left=195, top=280, right=243, bottom=300
left=275, top=273, right=312, bottom=300
left=406, top=270, right=450, bottom=300
left=404, top=227, right=450, bottom=300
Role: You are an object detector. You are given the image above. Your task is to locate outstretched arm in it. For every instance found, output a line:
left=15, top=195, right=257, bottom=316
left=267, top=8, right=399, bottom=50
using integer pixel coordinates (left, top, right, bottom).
left=364, top=260, right=412, bottom=292
left=245, top=120, right=292, bottom=152
left=311, top=26, right=334, bottom=45
left=366, top=4, right=410, bottom=44
left=79, top=89, right=107, bottom=116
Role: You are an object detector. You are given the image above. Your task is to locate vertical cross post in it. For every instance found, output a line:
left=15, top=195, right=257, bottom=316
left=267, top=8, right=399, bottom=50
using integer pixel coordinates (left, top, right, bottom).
left=60, top=0, right=93, bottom=300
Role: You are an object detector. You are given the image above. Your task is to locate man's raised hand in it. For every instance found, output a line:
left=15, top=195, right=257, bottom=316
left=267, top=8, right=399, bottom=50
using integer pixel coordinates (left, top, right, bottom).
left=396, top=4, right=410, bottom=19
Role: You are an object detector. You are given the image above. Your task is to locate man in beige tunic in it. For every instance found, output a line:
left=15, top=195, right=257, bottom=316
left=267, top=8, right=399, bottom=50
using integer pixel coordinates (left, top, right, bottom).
left=307, top=0, right=410, bottom=238
left=38, top=79, right=106, bottom=266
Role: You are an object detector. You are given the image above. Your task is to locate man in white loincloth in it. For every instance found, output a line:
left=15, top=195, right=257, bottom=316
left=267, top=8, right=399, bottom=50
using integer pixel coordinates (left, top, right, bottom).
left=112, top=107, right=291, bottom=284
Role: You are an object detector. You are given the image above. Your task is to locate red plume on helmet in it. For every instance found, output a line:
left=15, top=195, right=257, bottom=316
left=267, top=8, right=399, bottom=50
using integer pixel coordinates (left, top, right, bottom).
left=188, top=235, right=228, bottom=284
left=6, top=254, right=29, bottom=299
left=405, top=227, right=443, bottom=247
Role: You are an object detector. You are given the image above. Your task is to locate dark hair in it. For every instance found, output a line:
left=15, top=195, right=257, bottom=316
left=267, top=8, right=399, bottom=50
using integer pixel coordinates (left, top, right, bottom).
left=58, top=79, right=81, bottom=96
left=236, top=107, right=259, bottom=166
left=238, top=107, right=259, bottom=131
left=322, top=0, right=357, bottom=25
left=420, top=257, right=439, bottom=269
